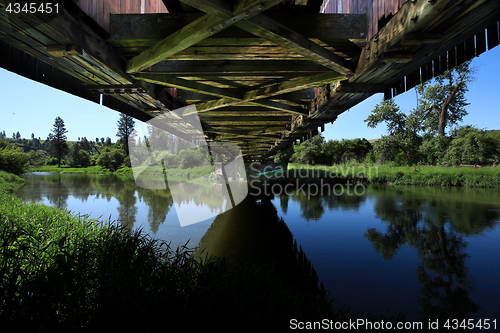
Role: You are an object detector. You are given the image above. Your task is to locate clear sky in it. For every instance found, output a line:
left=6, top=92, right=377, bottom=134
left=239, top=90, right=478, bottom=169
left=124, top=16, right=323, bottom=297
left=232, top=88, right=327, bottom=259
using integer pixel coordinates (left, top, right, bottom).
left=1, top=46, right=499, bottom=142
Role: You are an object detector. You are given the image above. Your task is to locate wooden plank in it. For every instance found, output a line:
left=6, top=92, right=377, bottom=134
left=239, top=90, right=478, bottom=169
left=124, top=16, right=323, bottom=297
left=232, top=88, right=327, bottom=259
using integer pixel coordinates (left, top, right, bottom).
left=109, top=13, right=368, bottom=43
left=125, top=0, right=284, bottom=73
left=487, top=22, right=499, bottom=50
left=476, top=30, right=487, bottom=55
left=448, top=46, right=456, bottom=69
left=190, top=71, right=344, bottom=114
left=148, top=60, right=331, bottom=75
left=238, top=14, right=355, bottom=75
left=170, top=1, right=356, bottom=75
left=135, top=73, right=242, bottom=99
left=401, top=33, right=441, bottom=45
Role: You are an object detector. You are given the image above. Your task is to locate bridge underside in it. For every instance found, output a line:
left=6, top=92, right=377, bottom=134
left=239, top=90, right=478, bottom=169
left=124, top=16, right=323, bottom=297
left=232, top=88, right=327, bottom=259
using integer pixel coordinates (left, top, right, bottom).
left=0, top=0, right=499, bottom=160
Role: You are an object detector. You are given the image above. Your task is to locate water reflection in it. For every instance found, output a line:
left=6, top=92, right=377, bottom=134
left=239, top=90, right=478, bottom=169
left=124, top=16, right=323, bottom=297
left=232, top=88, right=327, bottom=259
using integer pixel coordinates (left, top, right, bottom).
left=16, top=174, right=500, bottom=320
left=16, top=173, right=234, bottom=234
left=275, top=185, right=500, bottom=320
left=364, top=186, right=500, bottom=320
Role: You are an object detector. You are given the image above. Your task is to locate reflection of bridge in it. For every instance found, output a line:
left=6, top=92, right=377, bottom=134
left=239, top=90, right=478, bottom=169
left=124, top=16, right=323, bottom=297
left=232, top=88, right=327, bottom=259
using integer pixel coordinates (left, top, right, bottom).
left=1, top=0, right=499, bottom=159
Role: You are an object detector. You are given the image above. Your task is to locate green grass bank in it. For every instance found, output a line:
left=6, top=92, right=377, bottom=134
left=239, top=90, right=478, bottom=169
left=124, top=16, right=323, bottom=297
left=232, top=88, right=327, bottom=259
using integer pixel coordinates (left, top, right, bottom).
left=282, top=163, right=500, bottom=188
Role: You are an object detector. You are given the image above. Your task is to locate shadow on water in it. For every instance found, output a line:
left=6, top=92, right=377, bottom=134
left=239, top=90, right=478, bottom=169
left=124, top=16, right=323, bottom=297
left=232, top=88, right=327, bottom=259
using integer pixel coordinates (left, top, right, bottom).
left=364, top=186, right=500, bottom=322
left=194, top=194, right=324, bottom=298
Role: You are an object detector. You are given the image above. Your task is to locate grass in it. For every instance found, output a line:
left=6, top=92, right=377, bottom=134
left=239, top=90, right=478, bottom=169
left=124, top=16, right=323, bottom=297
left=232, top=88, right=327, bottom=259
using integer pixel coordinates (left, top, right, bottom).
left=285, top=163, right=500, bottom=188
left=30, top=165, right=214, bottom=180
left=5, top=170, right=382, bottom=332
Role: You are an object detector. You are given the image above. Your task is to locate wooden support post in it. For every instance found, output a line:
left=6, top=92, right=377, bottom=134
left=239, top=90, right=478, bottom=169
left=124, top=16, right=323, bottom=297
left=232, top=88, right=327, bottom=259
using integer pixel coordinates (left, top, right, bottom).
left=476, top=31, right=487, bottom=56
left=487, top=22, right=499, bottom=50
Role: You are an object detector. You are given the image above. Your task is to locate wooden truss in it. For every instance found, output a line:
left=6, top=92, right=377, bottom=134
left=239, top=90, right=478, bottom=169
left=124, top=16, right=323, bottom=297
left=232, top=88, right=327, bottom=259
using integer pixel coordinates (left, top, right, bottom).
left=0, top=0, right=498, bottom=159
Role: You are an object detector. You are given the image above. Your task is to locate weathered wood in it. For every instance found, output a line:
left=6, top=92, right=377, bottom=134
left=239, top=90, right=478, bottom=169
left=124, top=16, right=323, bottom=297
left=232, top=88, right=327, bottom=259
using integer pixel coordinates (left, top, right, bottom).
left=135, top=73, right=242, bottom=99
left=176, top=0, right=355, bottom=75
left=125, top=0, right=284, bottom=73
left=148, top=60, right=331, bottom=75
left=401, top=33, right=441, bottom=45
left=190, top=71, right=344, bottom=114
left=381, top=52, right=412, bottom=63
left=109, top=13, right=367, bottom=44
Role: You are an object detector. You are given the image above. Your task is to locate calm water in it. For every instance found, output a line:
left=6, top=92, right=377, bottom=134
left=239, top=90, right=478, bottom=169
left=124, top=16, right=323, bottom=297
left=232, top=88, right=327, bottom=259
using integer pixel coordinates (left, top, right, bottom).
left=16, top=172, right=500, bottom=321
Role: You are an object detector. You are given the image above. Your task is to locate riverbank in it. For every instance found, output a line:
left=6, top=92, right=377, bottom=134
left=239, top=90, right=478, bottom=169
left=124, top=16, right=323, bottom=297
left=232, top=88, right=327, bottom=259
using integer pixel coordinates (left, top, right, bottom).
left=1, top=170, right=357, bottom=331
left=30, top=164, right=213, bottom=180
left=277, top=163, right=500, bottom=188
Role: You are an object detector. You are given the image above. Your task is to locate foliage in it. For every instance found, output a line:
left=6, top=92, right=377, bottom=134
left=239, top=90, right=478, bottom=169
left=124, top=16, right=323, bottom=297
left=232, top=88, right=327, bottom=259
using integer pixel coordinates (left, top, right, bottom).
left=48, top=116, right=69, bottom=168
left=0, top=140, right=32, bottom=175
left=273, top=145, right=294, bottom=164
left=414, top=61, right=474, bottom=137
left=179, top=147, right=210, bottom=169
left=419, top=136, right=452, bottom=165
left=366, top=99, right=422, bottom=165
left=443, top=126, right=499, bottom=165
left=68, top=142, right=91, bottom=168
left=116, top=114, right=135, bottom=156
left=96, top=143, right=126, bottom=172
left=290, top=135, right=325, bottom=164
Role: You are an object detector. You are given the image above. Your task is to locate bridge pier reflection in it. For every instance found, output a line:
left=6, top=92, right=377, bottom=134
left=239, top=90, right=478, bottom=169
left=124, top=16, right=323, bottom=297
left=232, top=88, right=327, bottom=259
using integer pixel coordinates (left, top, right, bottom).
left=194, top=193, right=324, bottom=298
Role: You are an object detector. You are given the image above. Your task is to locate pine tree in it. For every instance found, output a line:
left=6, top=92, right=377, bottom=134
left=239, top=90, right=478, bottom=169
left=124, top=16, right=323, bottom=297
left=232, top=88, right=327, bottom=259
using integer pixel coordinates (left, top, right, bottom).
left=116, top=114, right=135, bottom=156
left=49, top=116, right=69, bottom=167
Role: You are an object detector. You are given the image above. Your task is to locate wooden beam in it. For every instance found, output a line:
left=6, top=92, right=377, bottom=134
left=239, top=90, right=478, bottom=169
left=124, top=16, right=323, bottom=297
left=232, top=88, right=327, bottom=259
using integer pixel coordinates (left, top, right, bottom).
left=179, top=0, right=354, bottom=76
left=190, top=71, right=344, bottom=114
left=126, top=0, right=283, bottom=73
left=381, top=53, right=413, bottom=63
left=135, top=73, right=242, bottom=99
left=401, top=33, right=442, bottom=45
left=109, top=13, right=367, bottom=44
left=238, top=15, right=354, bottom=76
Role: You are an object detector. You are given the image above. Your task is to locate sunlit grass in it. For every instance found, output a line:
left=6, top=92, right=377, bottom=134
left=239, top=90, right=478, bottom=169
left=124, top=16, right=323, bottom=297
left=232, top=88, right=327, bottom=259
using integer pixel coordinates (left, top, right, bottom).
left=287, top=163, right=500, bottom=187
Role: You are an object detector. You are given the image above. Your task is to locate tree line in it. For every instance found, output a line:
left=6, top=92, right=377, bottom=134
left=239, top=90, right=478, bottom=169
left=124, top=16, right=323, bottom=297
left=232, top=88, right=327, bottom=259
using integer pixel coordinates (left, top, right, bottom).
left=274, top=61, right=500, bottom=166
left=0, top=114, right=136, bottom=174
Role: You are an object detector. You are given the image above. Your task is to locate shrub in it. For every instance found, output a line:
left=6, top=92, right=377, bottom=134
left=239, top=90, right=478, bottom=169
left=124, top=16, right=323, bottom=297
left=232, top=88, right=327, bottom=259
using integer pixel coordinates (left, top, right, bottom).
left=97, top=148, right=125, bottom=172
left=0, top=140, right=31, bottom=175
left=419, top=136, right=451, bottom=165
left=444, top=126, right=498, bottom=165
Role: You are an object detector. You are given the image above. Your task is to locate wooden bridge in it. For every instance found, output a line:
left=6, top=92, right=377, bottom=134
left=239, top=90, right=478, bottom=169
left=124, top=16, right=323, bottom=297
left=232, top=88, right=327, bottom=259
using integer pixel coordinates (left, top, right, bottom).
left=1, top=0, right=499, bottom=160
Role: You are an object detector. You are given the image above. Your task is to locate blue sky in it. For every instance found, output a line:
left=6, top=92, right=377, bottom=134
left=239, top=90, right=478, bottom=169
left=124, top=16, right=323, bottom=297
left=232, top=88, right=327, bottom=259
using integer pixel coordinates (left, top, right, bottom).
left=1, top=46, right=499, bottom=142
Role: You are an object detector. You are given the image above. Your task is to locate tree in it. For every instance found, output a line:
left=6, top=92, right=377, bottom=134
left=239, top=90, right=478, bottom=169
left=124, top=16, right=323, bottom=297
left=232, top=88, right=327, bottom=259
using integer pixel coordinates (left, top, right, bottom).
left=16, top=131, right=21, bottom=139
left=116, top=114, right=135, bottom=156
left=415, top=61, right=475, bottom=137
left=48, top=116, right=69, bottom=167
left=290, top=134, right=325, bottom=164
left=365, top=99, right=422, bottom=165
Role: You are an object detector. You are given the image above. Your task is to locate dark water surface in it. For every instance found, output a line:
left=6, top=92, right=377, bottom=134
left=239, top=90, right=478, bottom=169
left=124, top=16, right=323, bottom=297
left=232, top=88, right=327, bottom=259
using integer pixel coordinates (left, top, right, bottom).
left=16, top=172, right=500, bottom=321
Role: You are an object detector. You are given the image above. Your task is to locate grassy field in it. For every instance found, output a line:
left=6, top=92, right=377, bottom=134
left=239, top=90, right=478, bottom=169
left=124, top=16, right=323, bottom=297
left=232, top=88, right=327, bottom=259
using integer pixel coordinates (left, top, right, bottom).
left=3, top=170, right=370, bottom=331
left=285, top=163, right=500, bottom=188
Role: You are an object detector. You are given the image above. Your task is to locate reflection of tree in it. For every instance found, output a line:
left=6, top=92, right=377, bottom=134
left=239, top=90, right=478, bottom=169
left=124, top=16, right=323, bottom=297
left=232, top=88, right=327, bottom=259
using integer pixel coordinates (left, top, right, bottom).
left=288, top=185, right=367, bottom=221
left=364, top=193, right=490, bottom=322
left=137, top=188, right=173, bottom=234
left=45, top=173, right=69, bottom=209
left=115, top=184, right=138, bottom=231
left=290, top=191, right=324, bottom=221
left=279, top=194, right=289, bottom=214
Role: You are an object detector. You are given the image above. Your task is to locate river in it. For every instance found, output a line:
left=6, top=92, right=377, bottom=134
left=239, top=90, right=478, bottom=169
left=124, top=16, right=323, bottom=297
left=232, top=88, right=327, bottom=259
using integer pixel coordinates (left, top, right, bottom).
left=16, top=172, right=500, bottom=322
